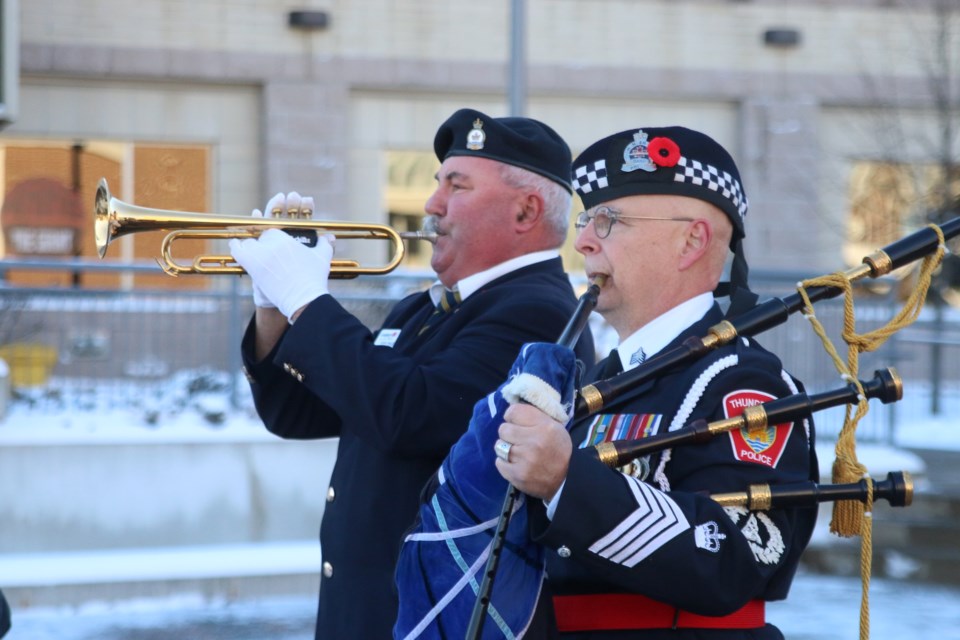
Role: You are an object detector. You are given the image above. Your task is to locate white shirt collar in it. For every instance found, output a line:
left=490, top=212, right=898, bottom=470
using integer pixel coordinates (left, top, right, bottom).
left=616, top=292, right=714, bottom=372
left=428, top=250, right=559, bottom=305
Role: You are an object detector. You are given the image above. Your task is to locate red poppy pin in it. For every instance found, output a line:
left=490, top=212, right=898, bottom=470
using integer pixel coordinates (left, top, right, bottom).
left=647, top=136, right=681, bottom=168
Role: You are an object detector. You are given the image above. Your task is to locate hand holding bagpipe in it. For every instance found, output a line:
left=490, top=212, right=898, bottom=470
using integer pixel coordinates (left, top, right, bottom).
left=465, top=275, right=605, bottom=639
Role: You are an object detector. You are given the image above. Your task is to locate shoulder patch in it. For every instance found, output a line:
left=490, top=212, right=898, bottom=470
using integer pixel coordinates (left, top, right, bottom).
left=723, top=389, right=793, bottom=468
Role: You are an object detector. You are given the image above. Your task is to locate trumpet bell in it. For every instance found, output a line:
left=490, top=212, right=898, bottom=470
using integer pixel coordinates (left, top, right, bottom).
left=94, top=179, right=115, bottom=259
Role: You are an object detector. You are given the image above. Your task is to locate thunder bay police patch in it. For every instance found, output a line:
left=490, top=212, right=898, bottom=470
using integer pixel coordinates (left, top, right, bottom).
left=722, top=390, right=792, bottom=468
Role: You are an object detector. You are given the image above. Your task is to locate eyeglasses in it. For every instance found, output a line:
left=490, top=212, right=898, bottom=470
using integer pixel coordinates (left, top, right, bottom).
left=574, top=206, right=694, bottom=239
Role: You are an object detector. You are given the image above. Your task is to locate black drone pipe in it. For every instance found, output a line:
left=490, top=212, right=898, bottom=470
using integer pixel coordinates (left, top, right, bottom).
left=574, top=216, right=960, bottom=420
left=709, top=471, right=913, bottom=510
left=589, top=368, right=901, bottom=469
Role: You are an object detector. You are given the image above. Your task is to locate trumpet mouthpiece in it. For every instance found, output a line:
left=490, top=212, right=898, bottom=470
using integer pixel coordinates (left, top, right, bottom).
left=400, top=231, right=438, bottom=244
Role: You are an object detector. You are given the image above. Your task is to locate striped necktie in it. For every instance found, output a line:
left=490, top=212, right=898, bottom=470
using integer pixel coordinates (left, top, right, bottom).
left=418, top=288, right=462, bottom=335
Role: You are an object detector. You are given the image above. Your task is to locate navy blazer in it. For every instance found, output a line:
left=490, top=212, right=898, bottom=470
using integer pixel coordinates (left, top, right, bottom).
left=241, top=257, right=595, bottom=639
left=530, top=304, right=817, bottom=639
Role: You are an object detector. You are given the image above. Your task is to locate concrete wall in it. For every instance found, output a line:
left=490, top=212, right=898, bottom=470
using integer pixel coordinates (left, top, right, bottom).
left=11, top=0, right=958, bottom=275
left=0, top=433, right=334, bottom=553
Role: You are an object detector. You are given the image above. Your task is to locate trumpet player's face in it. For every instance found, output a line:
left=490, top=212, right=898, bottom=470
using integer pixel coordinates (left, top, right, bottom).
left=424, top=156, right=527, bottom=288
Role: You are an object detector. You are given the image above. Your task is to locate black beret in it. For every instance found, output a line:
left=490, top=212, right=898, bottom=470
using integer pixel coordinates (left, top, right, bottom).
left=572, top=126, right=747, bottom=240
left=433, top=108, right=573, bottom=193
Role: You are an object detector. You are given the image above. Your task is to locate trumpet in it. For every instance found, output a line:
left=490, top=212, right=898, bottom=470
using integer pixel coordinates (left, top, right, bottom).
left=94, top=178, right=436, bottom=277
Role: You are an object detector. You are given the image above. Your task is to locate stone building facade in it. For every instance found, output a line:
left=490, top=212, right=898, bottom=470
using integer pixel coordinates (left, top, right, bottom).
left=4, top=0, right=959, bottom=278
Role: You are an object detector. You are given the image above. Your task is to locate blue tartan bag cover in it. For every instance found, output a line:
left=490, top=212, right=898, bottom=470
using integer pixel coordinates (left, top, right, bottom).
left=394, top=342, right=578, bottom=639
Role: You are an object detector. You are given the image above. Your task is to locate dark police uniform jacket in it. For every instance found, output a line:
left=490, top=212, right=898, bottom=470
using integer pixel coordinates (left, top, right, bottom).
left=240, top=256, right=595, bottom=640
left=530, top=303, right=818, bottom=639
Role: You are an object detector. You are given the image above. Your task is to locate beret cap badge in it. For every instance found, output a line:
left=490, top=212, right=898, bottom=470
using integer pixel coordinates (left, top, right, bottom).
left=466, top=118, right=486, bottom=150
left=621, top=130, right=658, bottom=173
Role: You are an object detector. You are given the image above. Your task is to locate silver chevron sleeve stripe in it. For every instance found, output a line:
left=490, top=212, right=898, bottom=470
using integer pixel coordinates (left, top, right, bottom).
left=588, top=475, right=690, bottom=568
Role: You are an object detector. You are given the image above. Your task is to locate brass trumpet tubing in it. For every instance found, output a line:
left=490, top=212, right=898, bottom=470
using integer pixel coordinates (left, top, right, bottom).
left=159, top=254, right=364, bottom=279
left=158, top=229, right=375, bottom=278
left=398, top=230, right=438, bottom=244
left=98, top=195, right=405, bottom=244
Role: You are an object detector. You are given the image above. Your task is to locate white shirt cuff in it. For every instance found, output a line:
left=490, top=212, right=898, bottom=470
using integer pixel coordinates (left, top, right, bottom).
left=544, top=479, right=567, bottom=520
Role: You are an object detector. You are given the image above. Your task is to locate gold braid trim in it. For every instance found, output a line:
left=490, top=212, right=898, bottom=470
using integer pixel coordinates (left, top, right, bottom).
left=795, top=223, right=946, bottom=640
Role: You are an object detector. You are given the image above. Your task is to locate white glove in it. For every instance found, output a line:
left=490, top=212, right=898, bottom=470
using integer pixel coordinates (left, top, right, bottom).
left=230, top=227, right=334, bottom=323
left=247, top=192, right=318, bottom=309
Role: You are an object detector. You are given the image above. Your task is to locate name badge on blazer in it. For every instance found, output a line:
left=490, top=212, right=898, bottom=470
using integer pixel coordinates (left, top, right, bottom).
left=374, top=328, right=402, bottom=348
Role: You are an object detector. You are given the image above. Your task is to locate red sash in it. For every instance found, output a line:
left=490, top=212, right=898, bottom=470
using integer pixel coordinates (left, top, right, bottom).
left=554, top=594, right=765, bottom=632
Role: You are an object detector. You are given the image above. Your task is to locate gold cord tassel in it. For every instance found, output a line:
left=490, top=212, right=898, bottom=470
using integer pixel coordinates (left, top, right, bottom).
left=795, top=224, right=945, bottom=640
left=858, top=479, right=875, bottom=640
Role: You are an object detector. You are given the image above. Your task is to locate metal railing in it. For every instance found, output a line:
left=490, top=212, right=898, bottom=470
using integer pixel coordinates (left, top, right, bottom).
left=0, top=258, right=955, bottom=444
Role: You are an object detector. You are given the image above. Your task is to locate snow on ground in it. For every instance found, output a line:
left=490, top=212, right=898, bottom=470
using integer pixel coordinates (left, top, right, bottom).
left=2, top=364, right=959, bottom=638
left=3, top=542, right=321, bottom=587
left=3, top=368, right=955, bottom=464
left=5, top=572, right=960, bottom=640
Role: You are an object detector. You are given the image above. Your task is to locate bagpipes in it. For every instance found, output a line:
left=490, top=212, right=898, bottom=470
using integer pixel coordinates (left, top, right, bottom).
left=574, top=218, right=955, bottom=418
left=466, top=371, right=911, bottom=638
left=398, top=219, right=952, bottom=640
left=588, top=367, right=902, bottom=468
